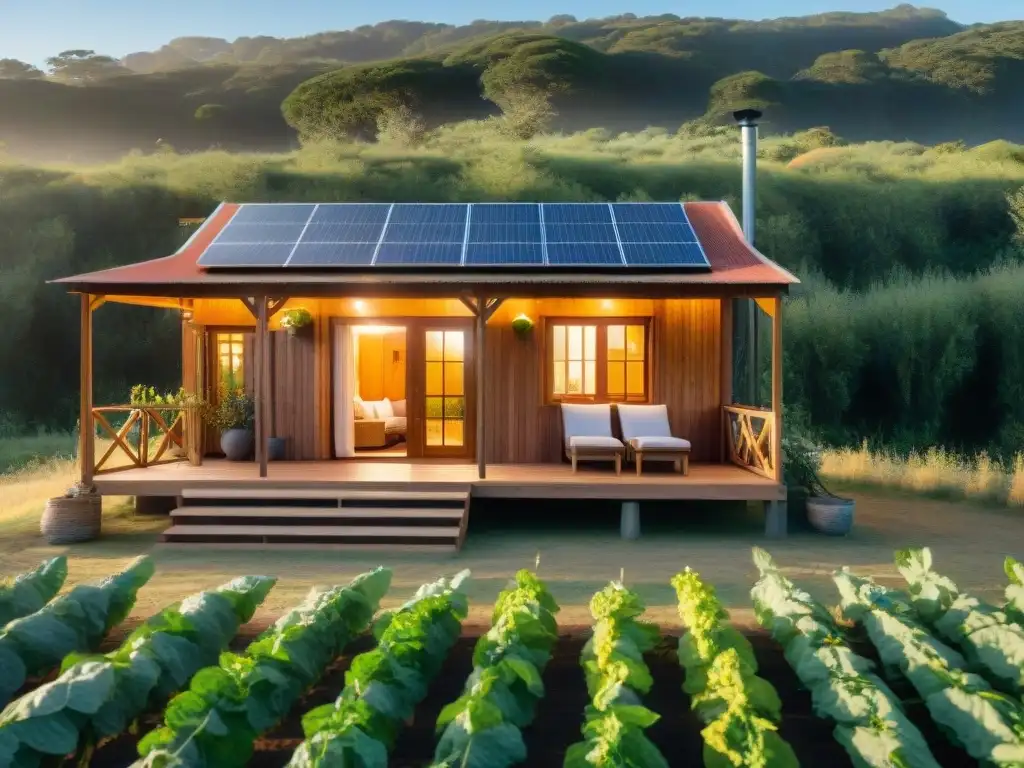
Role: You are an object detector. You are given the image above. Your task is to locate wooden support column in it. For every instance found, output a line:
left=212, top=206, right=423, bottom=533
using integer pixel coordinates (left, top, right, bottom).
left=771, top=294, right=783, bottom=483
left=475, top=301, right=486, bottom=480
left=255, top=296, right=270, bottom=478
left=719, top=298, right=733, bottom=462
left=79, top=293, right=95, bottom=487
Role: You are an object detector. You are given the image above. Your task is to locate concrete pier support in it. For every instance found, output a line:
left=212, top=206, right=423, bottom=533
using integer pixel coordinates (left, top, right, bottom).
left=620, top=501, right=641, bottom=540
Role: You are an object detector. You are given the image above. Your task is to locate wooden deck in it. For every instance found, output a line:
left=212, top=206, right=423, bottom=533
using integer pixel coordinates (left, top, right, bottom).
left=92, top=460, right=784, bottom=502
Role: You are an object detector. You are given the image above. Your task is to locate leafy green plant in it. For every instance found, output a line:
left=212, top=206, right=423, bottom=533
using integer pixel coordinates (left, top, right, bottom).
left=287, top=569, right=471, bottom=767
left=279, top=308, right=313, bottom=331
left=0, top=575, right=276, bottom=767
left=0, top=556, right=154, bottom=707
left=129, top=385, right=187, bottom=408
left=672, top=566, right=798, bottom=768
left=895, top=547, right=1024, bottom=694
left=204, top=382, right=255, bottom=433
left=0, top=557, right=67, bottom=627
left=563, top=581, right=668, bottom=768
left=835, top=566, right=1024, bottom=765
left=1005, top=557, right=1024, bottom=625
left=135, top=567, right=392, bottom=767
left=752, top=548, right=941, bottom=768
left=430, top=569, right=560, bottom=768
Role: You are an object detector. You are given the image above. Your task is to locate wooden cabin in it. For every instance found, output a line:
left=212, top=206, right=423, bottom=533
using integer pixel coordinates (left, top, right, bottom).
left=53, top=201, right=799, bottom=551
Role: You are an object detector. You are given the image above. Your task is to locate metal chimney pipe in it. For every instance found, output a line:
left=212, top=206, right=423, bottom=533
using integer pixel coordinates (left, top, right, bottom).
left=733, top=108, right=762, bottom=405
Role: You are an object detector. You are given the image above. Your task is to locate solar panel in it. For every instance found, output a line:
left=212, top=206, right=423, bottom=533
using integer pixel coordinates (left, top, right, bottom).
left=196, top=201, right=712, bottom=270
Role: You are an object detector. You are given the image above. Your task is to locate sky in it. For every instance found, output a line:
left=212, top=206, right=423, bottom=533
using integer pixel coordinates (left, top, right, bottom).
left=0, top=0, right=1017, bottom=68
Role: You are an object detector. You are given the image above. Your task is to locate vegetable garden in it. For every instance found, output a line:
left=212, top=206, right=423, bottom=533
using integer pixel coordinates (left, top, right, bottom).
left=0, top=548, right=1021, bottom=766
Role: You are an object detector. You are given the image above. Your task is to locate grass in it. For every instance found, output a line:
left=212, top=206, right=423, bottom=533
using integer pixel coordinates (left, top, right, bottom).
left=0, top=430, right=75, bottom=474
left=821, top=442, right=1024, bottom=507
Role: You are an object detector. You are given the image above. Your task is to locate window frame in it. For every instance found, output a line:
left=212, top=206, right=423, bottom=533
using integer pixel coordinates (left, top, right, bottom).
left=543, top=316, right=653, bottom=405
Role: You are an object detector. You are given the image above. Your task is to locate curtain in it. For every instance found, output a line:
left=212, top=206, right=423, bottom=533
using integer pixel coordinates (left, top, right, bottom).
left=333, top=324, right=357, bottom=458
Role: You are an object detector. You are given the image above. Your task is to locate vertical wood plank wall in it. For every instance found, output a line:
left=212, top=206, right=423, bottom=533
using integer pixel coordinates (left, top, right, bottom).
left=483, top=299, right=722, bottom=464
left=270, top=330, right=317, bottom=460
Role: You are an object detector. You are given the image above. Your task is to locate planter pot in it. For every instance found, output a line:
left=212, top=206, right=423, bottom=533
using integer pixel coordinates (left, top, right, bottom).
left=220, top=428, right=254, bottom=461
left=268, top=437, right=287, bottom=461
left=41, top=493, right=102, bottom=544
left=807, top=496, right=855, bottom=536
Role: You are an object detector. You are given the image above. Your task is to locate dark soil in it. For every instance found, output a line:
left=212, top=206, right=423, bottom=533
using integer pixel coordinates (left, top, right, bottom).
left=82, top=625, right=980, bottom=767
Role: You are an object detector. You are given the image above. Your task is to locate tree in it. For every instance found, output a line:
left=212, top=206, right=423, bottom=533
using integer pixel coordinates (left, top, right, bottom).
left=1007, top=186, right=1024, bottom=246
left=0, top=59, right=43, bottom=80
left=45, top=50, right=123, bottom=83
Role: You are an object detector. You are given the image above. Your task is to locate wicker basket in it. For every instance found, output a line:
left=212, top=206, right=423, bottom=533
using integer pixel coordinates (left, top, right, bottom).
left=41, top=491, right=102, bottom=544
left=807, top=496, right=855, bottom=536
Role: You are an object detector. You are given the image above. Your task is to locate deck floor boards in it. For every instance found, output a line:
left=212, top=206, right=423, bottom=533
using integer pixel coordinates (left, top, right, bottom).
left=94, top=460, right=783, bottom=501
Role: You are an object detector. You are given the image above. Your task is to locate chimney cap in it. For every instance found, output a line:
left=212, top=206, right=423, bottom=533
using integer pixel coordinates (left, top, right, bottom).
left=732, top=108, right=762, bottom=125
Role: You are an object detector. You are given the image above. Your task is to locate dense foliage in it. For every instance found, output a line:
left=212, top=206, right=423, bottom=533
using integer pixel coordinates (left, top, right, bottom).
left=287, top=570, right=470, bottom=766
left=563, top=581, right=667, bottom=768
left=0, top=556, right=154, bottom=707
left=0, top=575, right=275, bottom=767
left=673, top=567, right=798, bottom=768
left=750, top=548, right=942, bottom=767
left=135, top=567, right=392, bottom=767
left=0, top=557, right=67, bottom=627
left=835, top=567, right=1024, bottom=764
left=1006, top=559, right=1024, bottom=626
left=430, top=569, right=559, bottom=768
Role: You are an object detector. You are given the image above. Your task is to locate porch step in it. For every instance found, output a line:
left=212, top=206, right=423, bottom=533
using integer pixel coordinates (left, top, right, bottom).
left=164, top=488, right=471, bottom=550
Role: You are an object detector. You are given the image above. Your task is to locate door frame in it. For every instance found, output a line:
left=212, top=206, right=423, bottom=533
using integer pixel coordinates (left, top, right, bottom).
left=330, top=316, right=475, bottom=461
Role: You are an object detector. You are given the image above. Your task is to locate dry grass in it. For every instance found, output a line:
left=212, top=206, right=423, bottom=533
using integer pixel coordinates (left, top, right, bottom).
left=821, top=441, right=1024, bottom=507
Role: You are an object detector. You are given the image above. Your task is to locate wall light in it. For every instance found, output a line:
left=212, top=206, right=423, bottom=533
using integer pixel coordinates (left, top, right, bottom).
left=601, top=299, right=614, bottom=310
left=353, top=299, right=366, bottom=312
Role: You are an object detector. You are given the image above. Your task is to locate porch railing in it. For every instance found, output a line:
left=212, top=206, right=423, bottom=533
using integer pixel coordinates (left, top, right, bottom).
left=723, top=405, right=777, bottom=480
left=91, top=406, right=198, bottom=475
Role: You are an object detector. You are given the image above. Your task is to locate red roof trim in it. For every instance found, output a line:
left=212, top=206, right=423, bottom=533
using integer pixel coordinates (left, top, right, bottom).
left=50, top=201, right=798, bottom=289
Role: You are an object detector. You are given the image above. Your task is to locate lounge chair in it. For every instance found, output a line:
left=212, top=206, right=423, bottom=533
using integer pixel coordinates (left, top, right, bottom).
left=616, top=404, right=691, bottom=475
left=561, top=403, right=625, bottom=475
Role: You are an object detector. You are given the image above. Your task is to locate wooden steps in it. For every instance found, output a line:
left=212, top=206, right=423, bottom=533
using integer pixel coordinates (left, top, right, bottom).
left=160, top=487, right=470, bottom=551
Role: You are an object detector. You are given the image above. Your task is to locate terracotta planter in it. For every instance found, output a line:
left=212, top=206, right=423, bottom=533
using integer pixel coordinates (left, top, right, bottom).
left=220, top=428, right=254, bottom=461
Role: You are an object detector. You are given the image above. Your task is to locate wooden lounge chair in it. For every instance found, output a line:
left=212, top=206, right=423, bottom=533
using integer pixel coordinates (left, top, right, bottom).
left=561, top=403, right=626, bottom=475
left=616, top=404, right=691, bottom=475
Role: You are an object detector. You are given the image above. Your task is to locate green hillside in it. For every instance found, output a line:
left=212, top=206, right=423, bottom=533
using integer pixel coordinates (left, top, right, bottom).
left=3, top=6, right=1022, bottom=160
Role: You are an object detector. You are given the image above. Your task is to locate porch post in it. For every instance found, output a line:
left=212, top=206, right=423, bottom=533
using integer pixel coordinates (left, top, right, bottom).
left=719, top=298, right=733, bottom=463
left=256, top=296, right=269, bottom=478
left=79, top=293, right=95, bottom=487
left=771, top=294, right=783, bottom=483
left=476, top=300, right=486, bottom=479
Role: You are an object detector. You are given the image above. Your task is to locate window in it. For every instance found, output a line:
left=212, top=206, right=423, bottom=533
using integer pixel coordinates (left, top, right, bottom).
left=547, top=319, right=650, bottom=403
left=215, top=332, right=245, bottom=388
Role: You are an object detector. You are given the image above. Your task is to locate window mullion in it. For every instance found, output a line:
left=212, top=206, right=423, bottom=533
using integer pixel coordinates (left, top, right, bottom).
left=596, top=324, right=608, bottom=401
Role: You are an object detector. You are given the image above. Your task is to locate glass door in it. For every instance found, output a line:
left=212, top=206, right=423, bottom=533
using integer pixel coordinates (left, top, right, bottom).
left=423, top=327, right=469, bottom=457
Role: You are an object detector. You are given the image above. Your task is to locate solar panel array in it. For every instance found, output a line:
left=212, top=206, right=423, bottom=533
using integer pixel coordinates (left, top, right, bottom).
left=196, top=202, right=710, bottom=269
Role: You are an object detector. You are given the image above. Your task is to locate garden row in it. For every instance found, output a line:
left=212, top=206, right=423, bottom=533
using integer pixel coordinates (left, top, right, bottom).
left=1, top=550, right=1022, bottom=766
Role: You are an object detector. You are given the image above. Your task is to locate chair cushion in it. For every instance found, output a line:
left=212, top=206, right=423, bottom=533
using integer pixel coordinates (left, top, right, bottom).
left=617, top=404, right=672, bottom=441
left=384, top=416, right=407, bottom=435
left=569, top=436, right=624, bottom=452
left=391, top=398, right=407, bottom=417
left=630, top=436, right=692, bottom=451
left=561, top=403, right=614, bottom=444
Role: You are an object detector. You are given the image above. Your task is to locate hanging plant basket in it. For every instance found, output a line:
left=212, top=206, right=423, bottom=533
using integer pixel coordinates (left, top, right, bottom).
left=511, top=314, right=534, bottom=339
left=280, top=308, right=313, bottom=337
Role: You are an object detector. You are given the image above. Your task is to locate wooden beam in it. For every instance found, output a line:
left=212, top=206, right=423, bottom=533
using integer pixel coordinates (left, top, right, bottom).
left=719, top=298, right=733, bottom=463
left=89, top=295, right=106, bottom=312
left=483, top=298, right=505, bottom=321
left=267, top=297, right=289, bottom=319
left=79, top=293, right=95, bottom=487
left=754, top=297, right=775, bottom=318
left=240, top=297, right=257, bottom=319
left=476, top=298, right=487, bottom=479
left=458, top=296, right=480, bottom=316
left=771, top=295, right=783, bottom=483
left=256, top=296, right=270, bottom=478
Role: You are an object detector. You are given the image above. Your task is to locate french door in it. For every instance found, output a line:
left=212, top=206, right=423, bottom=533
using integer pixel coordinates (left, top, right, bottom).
left=408, top=320, right=474, bottom=459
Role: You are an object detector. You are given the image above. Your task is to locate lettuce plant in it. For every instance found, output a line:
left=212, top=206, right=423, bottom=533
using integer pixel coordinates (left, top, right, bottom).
left=0, top=557, right=68, bottom=628
left=674, top=566, right=797, bottom=768
left=563, top=581, right=668, bottom=768
left=752, top=548, right=941, bottom=768
left=0, top=575, right=276, bottom=768
left=287, top=569, right=471, bottom=767
left=0, top=555, right=155, bottom=707
left=836, top=567, right=1024, bottom=765
left=135, top=567, right=392, bottom=767
left=1006, top=558, right=1024, bottom=626
left=430, top=569, right=560, bottom=768
left=895, top=547, right=1024, bottom=694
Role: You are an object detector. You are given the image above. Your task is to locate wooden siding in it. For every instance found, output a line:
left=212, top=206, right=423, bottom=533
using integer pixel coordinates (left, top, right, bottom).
left=482, top=299, right=721, bottom=464
left=270, top=330, right=317, bottom=460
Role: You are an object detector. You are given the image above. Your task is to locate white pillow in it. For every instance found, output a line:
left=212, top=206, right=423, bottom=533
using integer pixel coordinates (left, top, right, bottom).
left=392, top=398, right=407, bottom=417
left=376, top=398, right=395, bottom=418
left=353, top=398, right=367, bottom=420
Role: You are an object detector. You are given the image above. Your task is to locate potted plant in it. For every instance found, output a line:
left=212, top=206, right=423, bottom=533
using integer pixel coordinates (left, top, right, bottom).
left=206, top=382, right=255, bottom=461
left=782, top=427, right=855, bottom=535
left=279, top=307, right=313, bottom=337
left=511, top=313, right=534, bottom=339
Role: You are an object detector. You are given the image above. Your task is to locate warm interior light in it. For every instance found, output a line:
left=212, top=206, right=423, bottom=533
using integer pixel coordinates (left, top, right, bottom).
left=353, top=325, right=405, bottom=336
left=353, top=299, right=366, bottom=312
left=601, top=299, right=614, bottom=310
